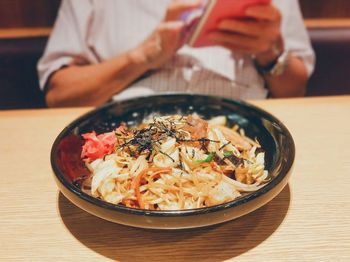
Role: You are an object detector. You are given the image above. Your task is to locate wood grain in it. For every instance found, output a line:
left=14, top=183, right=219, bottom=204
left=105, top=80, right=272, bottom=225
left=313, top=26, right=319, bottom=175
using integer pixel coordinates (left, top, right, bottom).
left=0, top=0, right=60, bottom=28
left=1, top=19, right=350, bottom=40
left=0, top=96, right=350, bottom=261
left=299, top=0, right=350, bottom=18
left=304, top=18, right=350, bottom=28
left=0, top=0, right=349, bottom=30
left=0, top=27, right=52, bottom=39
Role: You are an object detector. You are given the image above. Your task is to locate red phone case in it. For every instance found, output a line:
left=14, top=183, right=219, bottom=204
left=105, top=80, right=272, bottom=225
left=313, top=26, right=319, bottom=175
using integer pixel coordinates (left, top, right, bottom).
left=188, top=0, right=271, bottom=47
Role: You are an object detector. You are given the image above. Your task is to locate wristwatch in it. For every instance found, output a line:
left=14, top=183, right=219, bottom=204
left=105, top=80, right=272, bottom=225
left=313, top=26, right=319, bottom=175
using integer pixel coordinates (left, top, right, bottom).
left=254, top=49, right=289, bottom=77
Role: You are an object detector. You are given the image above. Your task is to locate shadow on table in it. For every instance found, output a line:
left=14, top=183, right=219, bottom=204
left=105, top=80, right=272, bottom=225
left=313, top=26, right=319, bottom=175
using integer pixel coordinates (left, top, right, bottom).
left=58, top=184, right=291, bottom=262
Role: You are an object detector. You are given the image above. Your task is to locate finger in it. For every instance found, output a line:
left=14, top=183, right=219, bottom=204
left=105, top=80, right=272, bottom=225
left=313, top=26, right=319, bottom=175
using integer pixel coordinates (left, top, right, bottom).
left=158, top=21, right=186, bottom=41
left=158, top=21, right=187, bottom=47
left=166, top=0, right=203, bottom=21
left=245, top=5, right=281, bottom=22
left=217, top=19, right=279, bottom=40
left=208, top=31, right=270, bottom=54
left=159, top=21, right=186, bottom=32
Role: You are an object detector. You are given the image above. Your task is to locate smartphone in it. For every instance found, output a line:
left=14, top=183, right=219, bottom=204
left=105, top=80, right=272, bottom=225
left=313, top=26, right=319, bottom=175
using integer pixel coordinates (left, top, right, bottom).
left=187, top=0, right=271, bottom=47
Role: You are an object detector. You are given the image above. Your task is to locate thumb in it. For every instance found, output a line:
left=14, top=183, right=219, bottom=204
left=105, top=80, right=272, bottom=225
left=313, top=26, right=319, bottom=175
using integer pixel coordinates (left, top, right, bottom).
left=165, top=0, right=203, bottom=21
left=158, top=21, right=188, bottom=48
left=159, top=21, right=186, bottom=33
left=158, top=21, right=186, bottom=41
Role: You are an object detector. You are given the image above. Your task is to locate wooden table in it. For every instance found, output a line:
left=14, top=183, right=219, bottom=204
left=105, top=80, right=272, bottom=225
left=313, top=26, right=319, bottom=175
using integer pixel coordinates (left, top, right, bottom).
left=1, top=96, right=349, bottom=261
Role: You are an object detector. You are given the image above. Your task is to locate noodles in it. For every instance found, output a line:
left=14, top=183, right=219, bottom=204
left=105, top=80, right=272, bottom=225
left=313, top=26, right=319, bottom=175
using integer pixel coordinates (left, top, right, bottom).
left=79, top=114, right=269, bottom=210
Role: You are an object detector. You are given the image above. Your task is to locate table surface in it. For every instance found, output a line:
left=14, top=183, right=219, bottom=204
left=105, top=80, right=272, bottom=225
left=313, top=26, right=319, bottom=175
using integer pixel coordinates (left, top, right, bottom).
left=1, top=96, right=350, bottom=261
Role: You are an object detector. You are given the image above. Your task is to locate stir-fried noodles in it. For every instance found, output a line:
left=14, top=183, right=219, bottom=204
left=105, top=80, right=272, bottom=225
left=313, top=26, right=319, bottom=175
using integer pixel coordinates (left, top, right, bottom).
left=78, top=114, right=269, bottom=210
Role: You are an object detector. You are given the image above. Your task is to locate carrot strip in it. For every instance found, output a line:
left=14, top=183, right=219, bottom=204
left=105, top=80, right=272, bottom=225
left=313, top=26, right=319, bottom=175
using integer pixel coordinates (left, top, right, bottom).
left=132, top=167, right=171, bottom=209
left=124, top=199, right=136, bottom=208
left=210, top=161, right=220, bottom=172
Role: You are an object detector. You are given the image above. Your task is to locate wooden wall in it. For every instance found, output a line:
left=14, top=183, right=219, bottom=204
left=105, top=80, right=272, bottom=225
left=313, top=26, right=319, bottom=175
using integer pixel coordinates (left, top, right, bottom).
left=0, top=0, right=349, bottom=109
left=0, top=0, right=60, bottom=28
left=0, top=0, right=349, bottom=30
left=300, top=0, right=350, bottom=18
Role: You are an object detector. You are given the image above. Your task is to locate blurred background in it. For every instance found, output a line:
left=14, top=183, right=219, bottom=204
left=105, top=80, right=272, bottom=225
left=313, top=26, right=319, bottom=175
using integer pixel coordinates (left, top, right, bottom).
left=0, top=0, right=350, bottom=109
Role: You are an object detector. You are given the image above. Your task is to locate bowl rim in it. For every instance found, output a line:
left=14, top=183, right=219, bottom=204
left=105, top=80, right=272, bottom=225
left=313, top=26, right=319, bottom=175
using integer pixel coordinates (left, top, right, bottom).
left=51, top=93, right=295, bottom=217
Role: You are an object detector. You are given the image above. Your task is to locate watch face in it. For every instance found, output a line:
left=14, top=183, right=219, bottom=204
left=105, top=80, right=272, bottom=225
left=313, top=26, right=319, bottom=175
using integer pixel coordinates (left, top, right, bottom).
left=270, top=50, right=289, bottom=76
left=273, top=66, right=283, bottom=76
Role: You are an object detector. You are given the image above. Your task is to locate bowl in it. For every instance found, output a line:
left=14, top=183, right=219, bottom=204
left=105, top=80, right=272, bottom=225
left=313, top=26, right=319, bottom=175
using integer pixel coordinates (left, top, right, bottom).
left=51, top=94, right=295, bottom=229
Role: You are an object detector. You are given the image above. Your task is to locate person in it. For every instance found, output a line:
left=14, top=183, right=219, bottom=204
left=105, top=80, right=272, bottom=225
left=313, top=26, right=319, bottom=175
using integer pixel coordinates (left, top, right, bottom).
left=38, top=0, right=315, bottom=107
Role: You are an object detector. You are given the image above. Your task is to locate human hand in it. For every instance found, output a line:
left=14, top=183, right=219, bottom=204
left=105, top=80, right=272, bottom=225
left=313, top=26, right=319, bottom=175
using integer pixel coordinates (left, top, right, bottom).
left=207, top=4, right=283, bottom=66
left=131, top=0, right=202, bottom=70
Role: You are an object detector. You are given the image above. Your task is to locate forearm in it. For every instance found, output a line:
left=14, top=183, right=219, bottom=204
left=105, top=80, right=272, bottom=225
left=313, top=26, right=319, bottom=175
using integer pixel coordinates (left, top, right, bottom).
left=45, top=1, right=198, bottom=108
left=46, top=50, right=149, bottom=107
left=263, top=54, right=309, bottom=98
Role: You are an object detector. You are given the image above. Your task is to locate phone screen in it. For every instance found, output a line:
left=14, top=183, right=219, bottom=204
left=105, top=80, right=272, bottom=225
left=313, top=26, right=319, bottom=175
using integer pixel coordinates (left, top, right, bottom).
left=187, top=0, right=271, bottom=47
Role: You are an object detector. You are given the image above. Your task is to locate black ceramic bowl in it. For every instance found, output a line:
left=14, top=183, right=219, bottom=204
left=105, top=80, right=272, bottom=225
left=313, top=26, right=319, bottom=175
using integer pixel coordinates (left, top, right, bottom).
left=51, top=94, right=294, bottom=229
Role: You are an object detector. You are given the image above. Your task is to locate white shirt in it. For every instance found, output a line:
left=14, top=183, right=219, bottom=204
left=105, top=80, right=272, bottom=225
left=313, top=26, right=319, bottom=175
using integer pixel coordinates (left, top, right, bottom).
left=38, top=0, right=315, bottom=101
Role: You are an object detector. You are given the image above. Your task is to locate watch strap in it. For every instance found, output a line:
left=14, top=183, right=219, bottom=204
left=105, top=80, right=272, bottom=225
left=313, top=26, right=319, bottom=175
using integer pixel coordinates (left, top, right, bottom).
left=254, top=49, right=289, bottom=77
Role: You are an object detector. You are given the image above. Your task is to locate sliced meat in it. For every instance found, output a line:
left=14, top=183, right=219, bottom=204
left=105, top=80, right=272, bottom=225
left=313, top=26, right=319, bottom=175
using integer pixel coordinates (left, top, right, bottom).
left=183, top=115, right=209, bottom=140
left=215, top=125, right=252, bottom=150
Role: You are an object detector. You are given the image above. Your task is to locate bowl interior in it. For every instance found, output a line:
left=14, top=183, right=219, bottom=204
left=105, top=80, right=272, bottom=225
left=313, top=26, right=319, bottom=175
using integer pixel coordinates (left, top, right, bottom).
left=51, top=94, right=294, bottom=215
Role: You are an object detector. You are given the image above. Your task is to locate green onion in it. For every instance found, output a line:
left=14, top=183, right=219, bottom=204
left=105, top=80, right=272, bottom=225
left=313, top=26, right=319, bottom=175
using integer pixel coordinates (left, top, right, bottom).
left=193, top=153, right=214, bottom=164
left=223, top=151, right=233, bottom=157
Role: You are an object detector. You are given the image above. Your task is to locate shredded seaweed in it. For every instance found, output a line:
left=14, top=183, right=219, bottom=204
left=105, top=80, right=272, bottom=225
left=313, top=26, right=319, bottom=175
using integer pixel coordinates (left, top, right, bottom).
left=159, top=150, right=175, bottom=162
left=118, top=116, right=220, bottom=158
left=219, top=141, right=231, bottom=151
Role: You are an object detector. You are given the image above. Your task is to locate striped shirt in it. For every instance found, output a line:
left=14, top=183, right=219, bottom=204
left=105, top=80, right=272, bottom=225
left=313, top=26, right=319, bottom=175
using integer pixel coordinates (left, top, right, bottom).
left=38, top=0, right=315, bottom=101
